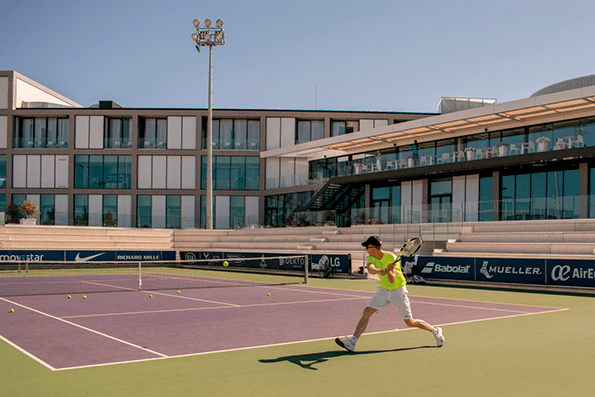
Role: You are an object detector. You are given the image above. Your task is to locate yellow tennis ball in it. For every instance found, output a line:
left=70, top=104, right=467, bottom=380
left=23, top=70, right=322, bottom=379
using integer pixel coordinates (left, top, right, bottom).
left=9, top=308, right=14, bottom=313
left=68, top=295, right=71, bottom=299
left=223, top=261, right=229, bottom=267
left=149, top=294, right=153, bottom=298
left=267, top=293, right=270, bottom=296
left=83, top=295, right=86, bottom=299
left=177, top=291, right=181, bottom=294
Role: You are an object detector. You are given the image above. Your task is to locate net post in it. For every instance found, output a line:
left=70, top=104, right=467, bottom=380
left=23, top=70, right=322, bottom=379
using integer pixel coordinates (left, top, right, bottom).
left=304, top=255, right=309, bottom=284
left=138, top=262, right=142, bottom=290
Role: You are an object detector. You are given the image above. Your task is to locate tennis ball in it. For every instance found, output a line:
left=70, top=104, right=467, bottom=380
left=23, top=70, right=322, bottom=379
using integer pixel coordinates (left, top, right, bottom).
left=83, top=295, right=86, bottom=299
left=177, top=291, right=181, bottom=294
left=149, top=294, right=153, bottom=298
left=223, top=261, right=229, bottom=267
left=267, top=293, right=270, bottom=296
left=68, top=295, right=71, bottom=299
left=9, top=308, right=14, bottom=313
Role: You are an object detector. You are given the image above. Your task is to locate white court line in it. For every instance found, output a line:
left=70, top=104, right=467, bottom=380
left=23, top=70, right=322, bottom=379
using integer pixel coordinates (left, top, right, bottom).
left=0, top=296, right=168, bottom=359
left=0, top=333, right=56, bottom=371
left=52, top=306, right=569, bottom=372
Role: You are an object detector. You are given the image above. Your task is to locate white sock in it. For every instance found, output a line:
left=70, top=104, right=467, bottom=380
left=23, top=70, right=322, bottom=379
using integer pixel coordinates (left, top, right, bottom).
left=350, top=336, right=358, bottom=344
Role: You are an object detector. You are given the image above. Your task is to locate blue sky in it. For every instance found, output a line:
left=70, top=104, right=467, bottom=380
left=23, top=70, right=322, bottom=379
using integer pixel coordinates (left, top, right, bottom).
left=2, top=0, right=595, bottom=112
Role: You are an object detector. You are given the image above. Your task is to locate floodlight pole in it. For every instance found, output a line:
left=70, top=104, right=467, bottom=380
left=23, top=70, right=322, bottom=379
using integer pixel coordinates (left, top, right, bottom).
left=206, top=45, right=214, bottom=230
left=192, top=19, right=225, bottom=230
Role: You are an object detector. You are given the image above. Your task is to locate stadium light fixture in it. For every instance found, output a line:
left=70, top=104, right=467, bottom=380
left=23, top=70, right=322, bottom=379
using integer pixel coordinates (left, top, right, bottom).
left=192, top=18, right=226, bottom=230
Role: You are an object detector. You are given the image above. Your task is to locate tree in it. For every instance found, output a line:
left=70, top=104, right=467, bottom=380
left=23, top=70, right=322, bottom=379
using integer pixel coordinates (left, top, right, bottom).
left=5, top=203, right=21, bottom=221
left=20, top=200, right=40, bottom=218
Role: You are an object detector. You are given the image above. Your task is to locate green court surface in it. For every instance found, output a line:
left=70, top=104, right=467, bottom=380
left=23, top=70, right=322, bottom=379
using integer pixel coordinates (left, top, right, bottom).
left=2, top=278, right=593, bottom=397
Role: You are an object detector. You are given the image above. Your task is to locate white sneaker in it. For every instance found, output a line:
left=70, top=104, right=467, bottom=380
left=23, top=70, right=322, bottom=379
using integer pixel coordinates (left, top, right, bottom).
left=433, top=327, right=445, bottom=347
left=335, top=337, right=356, bottom=352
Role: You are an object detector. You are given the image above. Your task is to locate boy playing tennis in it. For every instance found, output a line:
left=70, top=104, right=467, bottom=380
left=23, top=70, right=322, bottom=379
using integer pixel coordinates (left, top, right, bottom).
left=335, top=236, right=444, bottom=352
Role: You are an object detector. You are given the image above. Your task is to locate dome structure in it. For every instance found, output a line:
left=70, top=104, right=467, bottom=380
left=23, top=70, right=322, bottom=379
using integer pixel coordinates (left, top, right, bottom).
left=531, top=75, right=595, bottom=97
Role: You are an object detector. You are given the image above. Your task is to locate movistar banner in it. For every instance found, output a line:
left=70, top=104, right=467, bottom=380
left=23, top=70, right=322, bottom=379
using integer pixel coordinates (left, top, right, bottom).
left=416, top=256, right=595, bottom=288
left=180, top=251, right=351, bottom=274
left=0, top=251, right=175, bottom=264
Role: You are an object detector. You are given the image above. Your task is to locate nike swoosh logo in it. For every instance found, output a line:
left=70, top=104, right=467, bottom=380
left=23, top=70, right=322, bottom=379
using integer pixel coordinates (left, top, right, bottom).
left=75, top=252, right=106, bottom=262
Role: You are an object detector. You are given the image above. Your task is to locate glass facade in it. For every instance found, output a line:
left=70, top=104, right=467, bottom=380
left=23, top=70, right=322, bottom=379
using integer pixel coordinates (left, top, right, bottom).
left=202, top=118, right=260, bottom=150
left=500, top=169, right=579, bottom=220
left=139, top=118, right=167, bottom=149
left=105, top=118, right=131, bottom=148
left=201, top=156, right=259, bottom=190
left=14, top=117, right=69, bottom=148
left=75, top=155, right=131, bottom=189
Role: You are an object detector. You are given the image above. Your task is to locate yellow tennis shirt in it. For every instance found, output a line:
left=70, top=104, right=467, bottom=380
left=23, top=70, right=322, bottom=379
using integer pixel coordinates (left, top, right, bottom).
left=367, top=251, right=407, bottom=290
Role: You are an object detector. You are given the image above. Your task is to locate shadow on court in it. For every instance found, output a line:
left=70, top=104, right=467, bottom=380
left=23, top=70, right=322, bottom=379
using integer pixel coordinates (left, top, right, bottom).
left=259, top=345, right=437, bottom=370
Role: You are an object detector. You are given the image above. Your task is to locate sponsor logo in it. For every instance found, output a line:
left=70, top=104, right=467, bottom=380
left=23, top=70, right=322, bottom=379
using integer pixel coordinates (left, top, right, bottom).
left=480, top=261, right=542, bottom=278
left=75, top=252, right=105, bottom=262
left=420, top=262, right=471, bottom=274
left=551, top=264, right=595, bottom=282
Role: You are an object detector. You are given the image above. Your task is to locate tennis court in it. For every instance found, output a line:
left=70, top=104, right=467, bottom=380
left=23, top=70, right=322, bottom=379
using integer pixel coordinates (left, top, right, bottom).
left=0, top=266, right=563, bottom=372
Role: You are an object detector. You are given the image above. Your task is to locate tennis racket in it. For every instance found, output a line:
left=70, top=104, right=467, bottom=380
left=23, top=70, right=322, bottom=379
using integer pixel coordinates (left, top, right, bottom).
left=396, top=237, right=422, bottom=262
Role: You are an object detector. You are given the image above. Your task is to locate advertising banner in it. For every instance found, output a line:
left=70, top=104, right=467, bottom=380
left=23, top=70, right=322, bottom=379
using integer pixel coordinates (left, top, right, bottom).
left=547, top=259, right=595, bottom=288
left=180, top=251, right=351, bottom=274
left=0, top=250, right=66, bottom=264
left=417, top=256, right=475, bottom=280
left=475, top=258, right=546, bottom=285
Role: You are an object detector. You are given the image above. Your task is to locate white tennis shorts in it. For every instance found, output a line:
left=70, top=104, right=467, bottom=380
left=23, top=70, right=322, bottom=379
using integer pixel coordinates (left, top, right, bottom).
left=368, top=285, right=412, bottom=320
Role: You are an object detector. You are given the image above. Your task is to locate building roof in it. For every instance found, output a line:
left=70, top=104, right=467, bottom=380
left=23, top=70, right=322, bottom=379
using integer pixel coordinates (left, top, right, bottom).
left=262, top=84, right=595, bottom=159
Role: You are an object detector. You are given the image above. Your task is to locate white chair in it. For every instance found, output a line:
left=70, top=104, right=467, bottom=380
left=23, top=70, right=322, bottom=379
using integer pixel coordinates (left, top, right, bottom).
left=570, top=135, right=584, bottom=148
left=554, top=138, right=566, bottom=150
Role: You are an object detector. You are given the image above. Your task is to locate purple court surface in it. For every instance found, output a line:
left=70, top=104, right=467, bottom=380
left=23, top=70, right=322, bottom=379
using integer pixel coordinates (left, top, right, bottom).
left=0, top=284, right=563, bottom=371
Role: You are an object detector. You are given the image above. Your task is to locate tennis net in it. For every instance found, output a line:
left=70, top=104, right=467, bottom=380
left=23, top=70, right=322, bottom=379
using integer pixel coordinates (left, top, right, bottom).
left=0, top=255, right=309, bottom=297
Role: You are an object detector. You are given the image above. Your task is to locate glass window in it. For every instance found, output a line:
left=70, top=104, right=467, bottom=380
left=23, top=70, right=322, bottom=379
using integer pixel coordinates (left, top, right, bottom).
left=0, top=155, right=6, bottom=188
left=311, top=121, right=324, bottom=141
left=74, top=195, right=89, bottom=226
left=75, top=155, right=89, bottom=188
left=75, top=155, right=131, bottom=189
left=531, top=173, right=546, bottom=218
left=103, top=195, right=118, bottom=226
left=297, top=121, right=310, bottom=144
left=246, top=157, right=259, bottom=190
left=137, top=195, right=152, bottom=228
left=104, top=156, right=118, bottom=189
left=216, top=156, right=231, bottom=190
left=219, top=120, right=233, bottom=149
left=231, top=157, right=246, bottom=190
left=515, top=174, right=531, bottom=217
left=105, top=118, right=130, bottom=148
left=234, top=120, right=247, bottom=149
left=89, top=155, right=103, bottom=188
left=479, top=176, right=492, bottom=221
left=230, top=196, right=245, bottom=229
left=166, top=196, right=181, bottom=229
left=247, top=120, right=260, bottom=150
left=14, top=117, right=68, bottom=148
left=331, top=121, right=345, bottom=137
left=119, top=155, right=131, bottom=189
left=501, top=175, right=515, bottom=220
left=38, top=195, right=55, bottom=225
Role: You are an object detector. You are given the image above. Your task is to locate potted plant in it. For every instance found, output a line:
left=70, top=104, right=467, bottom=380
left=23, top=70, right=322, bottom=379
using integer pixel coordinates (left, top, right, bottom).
left=19, top=200, right=40, bottom=226
left=497, top=142, right=510, bottom=157
left=5, top=203, right=21, bottom=224
left=464, top=147, right=476, bottom=161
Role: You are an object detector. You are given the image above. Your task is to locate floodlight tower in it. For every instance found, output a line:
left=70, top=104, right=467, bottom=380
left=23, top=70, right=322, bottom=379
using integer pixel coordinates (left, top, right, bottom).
left=192, top=18, right=225, bottom=230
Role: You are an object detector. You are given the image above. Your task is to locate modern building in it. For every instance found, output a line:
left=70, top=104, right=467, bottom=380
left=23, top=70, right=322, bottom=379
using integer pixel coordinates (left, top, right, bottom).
left=0, top=70, right=435, bottom=229
left=2, top=70, right=595, bottom=230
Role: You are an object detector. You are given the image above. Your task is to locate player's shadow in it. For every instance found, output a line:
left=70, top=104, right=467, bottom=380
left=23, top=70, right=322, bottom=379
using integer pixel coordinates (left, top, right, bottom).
left=259, top=345, right=437, bottom=370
